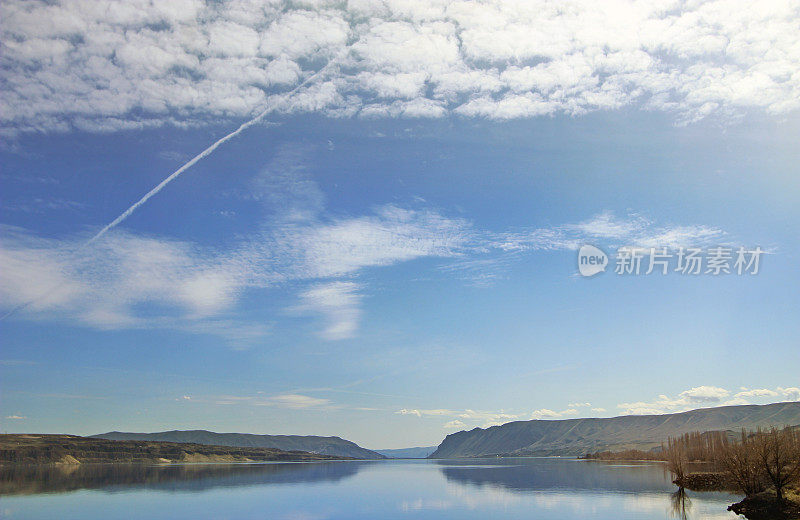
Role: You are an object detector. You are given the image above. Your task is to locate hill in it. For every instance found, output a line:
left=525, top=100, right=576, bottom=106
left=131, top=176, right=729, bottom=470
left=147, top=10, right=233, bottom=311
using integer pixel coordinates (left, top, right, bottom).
left=376, top=446, right=437, bottom=458
left=0, top=434, right=349, bottom=465
left=92, top=430, right=385, bottom=459
left=429, top=401, right=800, bottom=458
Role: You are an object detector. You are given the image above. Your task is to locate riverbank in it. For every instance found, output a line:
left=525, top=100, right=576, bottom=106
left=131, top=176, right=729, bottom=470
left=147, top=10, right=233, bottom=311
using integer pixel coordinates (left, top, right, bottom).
left=584, top=453, right=800, bottom=519
left=675, top=473, right=799, bottom=519
left=727, top=492, right=800, bottom=520
left=0, top=434, right=350, bottom=465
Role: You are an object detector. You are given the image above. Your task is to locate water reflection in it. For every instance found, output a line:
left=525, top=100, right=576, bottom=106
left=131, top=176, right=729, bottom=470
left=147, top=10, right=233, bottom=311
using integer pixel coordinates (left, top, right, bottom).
left=0, top=460, right=362, bottom=495
left=671, top=487, right=692, bottom=520
left=0, top=459, right=743, bottom=520
left=437, top=458, right=673, bottom=493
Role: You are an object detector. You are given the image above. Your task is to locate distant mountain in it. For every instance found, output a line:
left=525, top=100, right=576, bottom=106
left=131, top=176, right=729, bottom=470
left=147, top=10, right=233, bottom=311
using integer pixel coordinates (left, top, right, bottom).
left=92, top=430, right=385, bottom=459
left=429, top=402, right=800, bottom=458
left=0, top=434, right=347, bottom=466
left=376, top=446, right=438, bottom=458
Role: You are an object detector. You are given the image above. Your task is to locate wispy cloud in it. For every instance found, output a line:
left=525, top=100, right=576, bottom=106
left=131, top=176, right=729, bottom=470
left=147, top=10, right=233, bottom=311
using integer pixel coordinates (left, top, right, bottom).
left=3, top=198, right=86, bottom=214
left=0, top=208, right=731, bottom=343
left=245, top=144, right=325, bottom=220
left=186, top=392, right=335, bottom=410
left=492, top=211, right=725, bottom=253
left=0, top=359, right=37, bottom=366
left=449, top=211, right=726, bottom=284
left=259, top=394, right=332, bottom=409
left=292, top=282, right=363, bottom=341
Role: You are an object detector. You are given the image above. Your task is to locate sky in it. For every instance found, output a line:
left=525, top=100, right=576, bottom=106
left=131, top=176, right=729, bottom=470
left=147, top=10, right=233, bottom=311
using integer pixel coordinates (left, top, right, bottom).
left=0, top=0, right=799, bottom=449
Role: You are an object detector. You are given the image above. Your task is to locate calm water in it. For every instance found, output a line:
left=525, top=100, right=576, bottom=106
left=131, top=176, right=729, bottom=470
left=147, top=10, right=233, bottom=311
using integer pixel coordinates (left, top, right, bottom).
left=0, top=458, right=743, bottom=519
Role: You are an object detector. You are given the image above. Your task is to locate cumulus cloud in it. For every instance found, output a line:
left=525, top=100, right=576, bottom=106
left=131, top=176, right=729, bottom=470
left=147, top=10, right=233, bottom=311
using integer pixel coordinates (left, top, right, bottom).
left=679, top=385, right=731, bottom=402
left=397, top=383, right=796, bottom=430
left=735, top=387, right=779, bottom=398
left=531, top=408, right=578, bottom=419
left=618, top=385, right=730, bottom=414
left=617, top=384, right=797, bottom=415
left=2, top=0, right=799, bottom=134
left=396, top=407, right=522, bottom=428
left=396, top=408, right=461, bottom=418
left=530, top=409, right=561, bottom=419
left=778, top=387, right=800, bottom=401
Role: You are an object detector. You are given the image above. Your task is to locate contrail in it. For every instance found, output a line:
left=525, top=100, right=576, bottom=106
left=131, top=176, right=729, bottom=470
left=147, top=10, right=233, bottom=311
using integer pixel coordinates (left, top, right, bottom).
left=86, top=53, right=347, bottom=246
left=1, top=49, right=351, bottom=321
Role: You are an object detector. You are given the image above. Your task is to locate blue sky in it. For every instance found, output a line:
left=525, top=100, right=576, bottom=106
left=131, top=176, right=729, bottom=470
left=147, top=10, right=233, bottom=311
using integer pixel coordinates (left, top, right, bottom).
left=1, top=1, right=799, bottom=449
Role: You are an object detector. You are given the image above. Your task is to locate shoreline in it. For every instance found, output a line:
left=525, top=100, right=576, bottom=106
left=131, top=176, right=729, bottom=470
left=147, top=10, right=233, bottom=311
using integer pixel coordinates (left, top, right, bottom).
left=0, top=434, right=353, bottom=466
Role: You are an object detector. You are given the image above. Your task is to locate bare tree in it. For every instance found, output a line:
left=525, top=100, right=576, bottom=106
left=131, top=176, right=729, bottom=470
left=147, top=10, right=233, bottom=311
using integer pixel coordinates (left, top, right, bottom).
left=754, top=426, right=800, bottom=503
left=718, top=429, right=766, bottom=497
left=666, top=437, right=688, bottom=483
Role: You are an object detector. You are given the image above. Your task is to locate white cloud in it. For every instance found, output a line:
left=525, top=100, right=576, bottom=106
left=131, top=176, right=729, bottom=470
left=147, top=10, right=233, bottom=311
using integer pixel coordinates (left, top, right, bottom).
left=531, top=409, right=561, bottom=419
left=396, top=407, right=522, bottom=428
left=192, top=392, right=334, bottom=409
left=617, top=384, right=798, bottom=415
left=491, top=211, right=725, bottom=253
left=258, top=10, right=349, bottom=59
left=396, top=408, right=458, bottom=418
left=293, top=282, right=363, bottom=341
left=397, top=383, right=796, bottom=430
left=572, top=212, right=647, bottom=240
left=261, top=393, right=332, bottom=409
left=778, top=387, right=800, bottom=402
left=4, top=415, right=26, bottom=420
left=396, top=408, right=423, bottom=417
left=723, top=397, right=750, bottom=406
left=2, top=0, right=799, bottom=134
left=679, top=385, right=730, bottom=403
left=734, top=388, right=779, bottom=398
left=458, top=409, right=521, bottom=426
left=273, top=205, right=470, bottom=279
left=0, top=206, right=730, bottom=343
left=618, top=385, right=730, bottom=415
left=531, top=408, right=578, bottom=419
left=0, top=199, right=470, bottom=343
